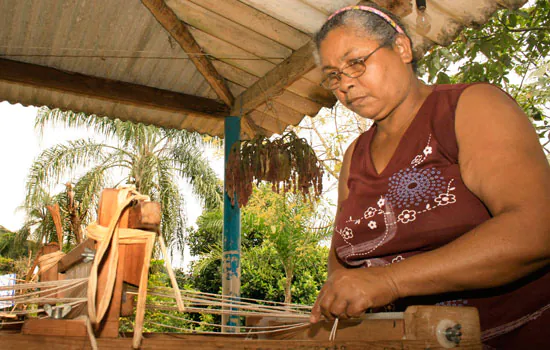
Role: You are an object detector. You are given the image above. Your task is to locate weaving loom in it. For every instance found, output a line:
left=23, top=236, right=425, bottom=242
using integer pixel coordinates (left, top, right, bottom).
left=0, top=188, right=483, bottom=349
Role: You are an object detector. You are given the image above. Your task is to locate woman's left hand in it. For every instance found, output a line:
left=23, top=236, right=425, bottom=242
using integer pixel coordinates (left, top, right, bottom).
left=309, top=266, right=400, bottom=323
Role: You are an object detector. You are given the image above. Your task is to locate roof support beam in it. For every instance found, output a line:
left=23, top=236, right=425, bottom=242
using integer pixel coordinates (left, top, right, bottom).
left=231, top=41, right=316, bottom=117
left=141, top=0, right=235, bottom=107
left=0, top=58, right=229, bottom=118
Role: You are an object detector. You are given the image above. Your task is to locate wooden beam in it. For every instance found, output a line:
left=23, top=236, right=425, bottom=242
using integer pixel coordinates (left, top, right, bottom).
left=231, top=41, right=317, bottom=116
left=141, top=0, right=235, bottom=107
left=57, top=239, right=95, bottom=273
left=0, top=58, right=229, bottom=119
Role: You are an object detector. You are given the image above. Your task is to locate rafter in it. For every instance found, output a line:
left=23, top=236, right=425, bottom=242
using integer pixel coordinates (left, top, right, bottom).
left=231, top=41, right=317, bottom=117
left=141, top=0, right=235, bottom=107
left=0, top=58, right=229, bottom=120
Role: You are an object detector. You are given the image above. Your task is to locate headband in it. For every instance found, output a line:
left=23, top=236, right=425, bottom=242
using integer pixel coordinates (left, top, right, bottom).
left=327, top=5, right=405, bottom=34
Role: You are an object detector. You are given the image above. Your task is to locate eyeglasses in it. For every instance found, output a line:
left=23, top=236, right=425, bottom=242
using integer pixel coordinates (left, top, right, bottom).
left=320, top=45, right=385, bottom=90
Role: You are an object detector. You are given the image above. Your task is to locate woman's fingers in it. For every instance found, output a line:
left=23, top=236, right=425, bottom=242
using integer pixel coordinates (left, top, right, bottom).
left=319, top=290, right=337, bottom=321
left=330, top=298, right=349, bottom=319
left=310, top=267, right=399, bottom=324
left=310, top=285, right=329, bottom=323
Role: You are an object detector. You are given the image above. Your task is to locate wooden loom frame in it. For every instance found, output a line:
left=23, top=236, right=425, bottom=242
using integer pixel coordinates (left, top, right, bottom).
left=0, top=188, right=483, bottom=349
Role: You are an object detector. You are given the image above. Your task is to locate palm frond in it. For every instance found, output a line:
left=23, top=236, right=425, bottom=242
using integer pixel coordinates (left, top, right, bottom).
left=25, top=139, right=110, bottom=202
left=157, top=165, right=185, bottom=250
left=169, top=143, right=222, bottom=210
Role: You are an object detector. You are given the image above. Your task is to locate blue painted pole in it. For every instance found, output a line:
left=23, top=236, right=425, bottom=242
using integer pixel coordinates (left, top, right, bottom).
left=222, top=116, right=241, bottom=331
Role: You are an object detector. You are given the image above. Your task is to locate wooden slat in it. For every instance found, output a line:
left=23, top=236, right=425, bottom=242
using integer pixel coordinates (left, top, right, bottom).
left=212, top=61, right=259, bottom=88
left=299, top=0, right=359, bottom=15
left=286, top=77, right=336, bottom=107
left=256, top=100, right=305, bottom=125
left=189, top=28, right=276, bottom=78
left=165, top=0, right=293, bottom=61
left=141, top=0, right=235, bottom=107
left=21, top=319, right=88, bottom=338
left=248, top=110, right=287, bottom=135
left=0, top=333, right=483, bottom=350
left=94, top=189, right=130, bottom=338
left=58, top=239, right=95, bottom=273
left=188, top=0, right=311, bottom=50
left=276, top=90, right=323, bottom=117
left=0, top=58, right=229, bottom=118
left=231, top=41, right=317, bottom=116
left=227, top=82, right=246, bottom=97
left=238, top=0, right=327, bottom=34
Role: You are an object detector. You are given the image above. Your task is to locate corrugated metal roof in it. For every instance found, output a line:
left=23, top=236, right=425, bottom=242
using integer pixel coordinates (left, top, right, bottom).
left=0, top=0, right=528, bottom=138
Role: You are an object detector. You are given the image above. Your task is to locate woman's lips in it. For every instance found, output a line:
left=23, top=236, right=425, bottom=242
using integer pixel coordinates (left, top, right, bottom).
left=347, top=96, right=367, bottom=106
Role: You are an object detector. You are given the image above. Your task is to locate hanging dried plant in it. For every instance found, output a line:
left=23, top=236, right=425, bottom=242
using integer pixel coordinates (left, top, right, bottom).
left=225, top=131, right=323, bottom=207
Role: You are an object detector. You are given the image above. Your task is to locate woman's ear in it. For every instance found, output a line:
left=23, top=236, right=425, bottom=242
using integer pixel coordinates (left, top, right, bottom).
left=393, top=34, right=414, bottom=64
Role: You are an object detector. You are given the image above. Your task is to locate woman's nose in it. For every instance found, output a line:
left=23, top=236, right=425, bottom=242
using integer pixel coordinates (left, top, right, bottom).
left=337, top=74, right=355, bottom=93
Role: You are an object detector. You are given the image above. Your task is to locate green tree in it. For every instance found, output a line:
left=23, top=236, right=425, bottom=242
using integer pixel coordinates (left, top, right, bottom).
left=245, top=186, right=331, bottom=304
left=417, top=0, right=549, bottom=146
left=186, top=185, right=331, bottom=305
left=25, top=108, right=223, bottom=249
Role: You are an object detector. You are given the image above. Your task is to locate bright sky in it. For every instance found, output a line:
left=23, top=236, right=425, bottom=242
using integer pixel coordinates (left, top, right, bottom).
left=0, top=101, right=223, bottom=268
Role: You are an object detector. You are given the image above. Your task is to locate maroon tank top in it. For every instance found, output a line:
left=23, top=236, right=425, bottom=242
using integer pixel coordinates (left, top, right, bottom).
left=333, top=84, right=549, bottom=347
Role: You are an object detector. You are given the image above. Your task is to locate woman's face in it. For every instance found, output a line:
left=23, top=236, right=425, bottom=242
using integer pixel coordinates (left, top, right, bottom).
left=319, top=25, right=411, bottom=121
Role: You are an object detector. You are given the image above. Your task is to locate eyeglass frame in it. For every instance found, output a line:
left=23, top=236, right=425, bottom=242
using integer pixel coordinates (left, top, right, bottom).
left=319, top=44, right=388, bottom=90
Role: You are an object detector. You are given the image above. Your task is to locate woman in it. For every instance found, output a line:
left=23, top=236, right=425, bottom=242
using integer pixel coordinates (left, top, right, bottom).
left=309, top=3, right=550, bottom=348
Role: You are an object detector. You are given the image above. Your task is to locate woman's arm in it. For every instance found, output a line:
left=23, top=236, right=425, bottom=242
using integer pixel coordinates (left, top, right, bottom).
left=389, top=83, right=550, bottom=296
left=311, top=84, right=550, bottom=322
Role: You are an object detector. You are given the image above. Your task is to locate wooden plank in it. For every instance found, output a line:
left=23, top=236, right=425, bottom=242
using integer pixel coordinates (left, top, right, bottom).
left=248, top=110, right=287, bottom=135
left=93, top=189, right=130, bottom=338
left=276, top=90, right=323, bottom=117
left=122, top=244, right=146, bottom=288
left=246, top=317, right=404, bottom=341
left=21, top=319, right=88, bottom=338
left=165, top=0, right=293, bottom=61
left=404, top=305, right=481, bottom=346
left=286, top=77, right=336, bottom=108
left=238, top=0, right=327, bottom=34
left=0, top=58, right=229, bottom=118
left=212, top=60, right=259, bottom=88
left=127, top=201, right=161, bottom=233
left=256, top=100, right=305, bottom=126
left=299, top=0, right=359, bottom=15
left=39, top=243, right=61, bottom=299
left=187, top=0, right=310, bottom=50
left=0, top=332, right=483, bottom=349
left=189, top=28, right=276, bottom=77
left=57, top=239, right=95, bottom=273
left=60, top=261, right=91, bottom=319
left=141, top=0, right=234, bottom=106
left=227, top=82, right=246, bottom=98
left=231, top=42, right=317, bottom=116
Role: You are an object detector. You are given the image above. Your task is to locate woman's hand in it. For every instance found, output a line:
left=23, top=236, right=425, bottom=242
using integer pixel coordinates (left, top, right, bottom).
left=309, top=266, right=400, bottom=323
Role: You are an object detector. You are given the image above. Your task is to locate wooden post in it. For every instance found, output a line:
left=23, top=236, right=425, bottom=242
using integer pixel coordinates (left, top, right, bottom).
left=93, top=189, right=130, bottom=337
left=222, top=116, right=242, bottom=331
left=39, top=243, right=61, bottom=300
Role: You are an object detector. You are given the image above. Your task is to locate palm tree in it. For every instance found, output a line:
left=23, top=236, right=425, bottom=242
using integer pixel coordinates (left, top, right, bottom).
left=25, top=107, right=223, bottom=250
left=18, top=185, right=60, bottom=247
